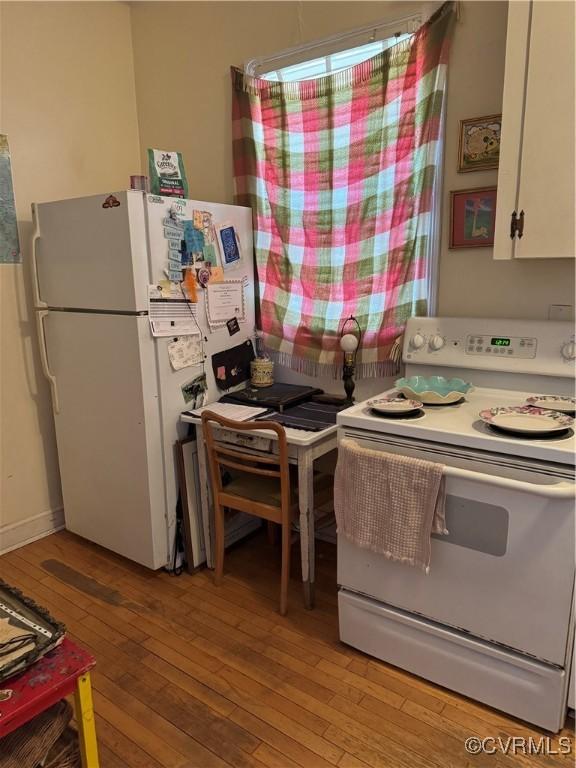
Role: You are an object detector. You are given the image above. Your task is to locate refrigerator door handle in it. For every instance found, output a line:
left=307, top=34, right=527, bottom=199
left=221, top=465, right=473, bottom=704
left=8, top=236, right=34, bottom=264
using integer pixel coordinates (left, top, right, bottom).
left=31, top=203, right=48, bottom=309
left=36, top=310, right=60, bottom=414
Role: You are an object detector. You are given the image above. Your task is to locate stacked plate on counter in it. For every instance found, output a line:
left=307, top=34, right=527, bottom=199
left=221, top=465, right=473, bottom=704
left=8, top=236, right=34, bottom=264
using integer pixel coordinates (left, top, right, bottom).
left=367, top=396, right=423, bottom=418
left=479, top=396, right=575, bottom=438
left=525, top=395, right=576, bottom=414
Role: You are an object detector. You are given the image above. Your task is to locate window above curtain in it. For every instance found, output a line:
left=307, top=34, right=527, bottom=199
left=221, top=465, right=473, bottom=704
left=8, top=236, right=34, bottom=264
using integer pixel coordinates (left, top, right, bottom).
left=258, top=35, right=413, bottom=83
left=246, top=12, right=423, bottom=80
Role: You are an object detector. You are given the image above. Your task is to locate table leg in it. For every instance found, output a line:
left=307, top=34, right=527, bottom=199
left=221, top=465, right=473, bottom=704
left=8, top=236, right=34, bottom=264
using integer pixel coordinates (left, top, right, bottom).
left=74, top=672, right=99, bottom=768
left=298, top=448, right=315, bottom=609
left=196, top=427, right=213, bottom=569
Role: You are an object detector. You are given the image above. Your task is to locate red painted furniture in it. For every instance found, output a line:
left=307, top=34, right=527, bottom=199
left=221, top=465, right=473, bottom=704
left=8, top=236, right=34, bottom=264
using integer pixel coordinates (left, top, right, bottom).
left=0, top=637, right=98, bottom=767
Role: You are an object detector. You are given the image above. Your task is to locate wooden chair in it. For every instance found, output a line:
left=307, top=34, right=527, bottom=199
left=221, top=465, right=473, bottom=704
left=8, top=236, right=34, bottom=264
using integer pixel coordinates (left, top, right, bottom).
left=201, top=411, right=295, bottom=615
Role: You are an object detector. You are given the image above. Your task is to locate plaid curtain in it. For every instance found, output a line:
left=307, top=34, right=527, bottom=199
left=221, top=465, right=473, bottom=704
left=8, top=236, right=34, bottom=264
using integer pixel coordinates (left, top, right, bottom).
left=232, top=2, right=456, bottom=377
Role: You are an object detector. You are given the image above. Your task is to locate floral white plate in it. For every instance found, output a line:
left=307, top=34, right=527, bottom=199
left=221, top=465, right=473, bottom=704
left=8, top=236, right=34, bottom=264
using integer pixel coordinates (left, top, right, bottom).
left=479, top=405, right=574, bottom=434
left=368, top=397, right=423, bottom=414
left=526, top=395, right=576, bottom=413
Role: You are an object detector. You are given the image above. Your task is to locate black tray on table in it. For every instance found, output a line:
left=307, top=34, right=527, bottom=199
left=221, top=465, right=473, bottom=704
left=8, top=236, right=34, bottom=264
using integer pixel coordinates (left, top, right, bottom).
left=220, top=383, right=323, bottom=412
left=261, top=400, right=349, bottom=431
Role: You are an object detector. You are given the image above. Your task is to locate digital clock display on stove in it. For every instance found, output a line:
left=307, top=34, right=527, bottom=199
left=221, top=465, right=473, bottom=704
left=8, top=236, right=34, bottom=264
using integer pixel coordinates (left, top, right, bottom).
left=491, top=337, right=511, bottom=347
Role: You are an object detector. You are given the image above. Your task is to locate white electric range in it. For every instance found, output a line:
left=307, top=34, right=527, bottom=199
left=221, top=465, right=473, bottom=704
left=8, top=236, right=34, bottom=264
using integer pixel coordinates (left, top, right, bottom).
left=336, top=317, right=575, bottom=732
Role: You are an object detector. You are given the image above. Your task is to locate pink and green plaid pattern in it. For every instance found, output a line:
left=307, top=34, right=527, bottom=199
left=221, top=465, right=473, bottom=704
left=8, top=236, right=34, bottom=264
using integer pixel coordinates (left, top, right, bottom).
left=232, top=3, right=455, bottom=376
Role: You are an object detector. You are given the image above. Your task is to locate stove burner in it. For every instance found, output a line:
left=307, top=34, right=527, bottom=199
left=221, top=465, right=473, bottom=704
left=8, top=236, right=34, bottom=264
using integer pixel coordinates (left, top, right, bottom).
left=369, top=408, right=425, bottom=421
left=487, top=425, right=574, bottom=442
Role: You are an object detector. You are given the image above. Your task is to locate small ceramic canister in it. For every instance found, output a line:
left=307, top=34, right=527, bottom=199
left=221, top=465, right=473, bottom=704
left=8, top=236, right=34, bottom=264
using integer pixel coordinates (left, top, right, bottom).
left=250, top=358, right=274, bottom=387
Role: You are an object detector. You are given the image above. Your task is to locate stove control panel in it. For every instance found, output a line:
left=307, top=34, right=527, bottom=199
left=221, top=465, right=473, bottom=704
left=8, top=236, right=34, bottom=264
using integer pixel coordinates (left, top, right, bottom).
left=464, top=334, right=537, bottom=358
left=403, top=317, right=575, bottom=377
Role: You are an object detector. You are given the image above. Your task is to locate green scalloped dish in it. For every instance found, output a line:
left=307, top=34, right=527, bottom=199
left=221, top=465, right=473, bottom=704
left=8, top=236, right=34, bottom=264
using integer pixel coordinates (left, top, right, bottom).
left=395, top=376, right=472, bottom=405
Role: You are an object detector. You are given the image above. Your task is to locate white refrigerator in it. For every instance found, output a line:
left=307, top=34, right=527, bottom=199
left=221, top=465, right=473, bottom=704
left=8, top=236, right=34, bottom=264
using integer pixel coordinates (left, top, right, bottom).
left=31, top=190, right=256, bottom=569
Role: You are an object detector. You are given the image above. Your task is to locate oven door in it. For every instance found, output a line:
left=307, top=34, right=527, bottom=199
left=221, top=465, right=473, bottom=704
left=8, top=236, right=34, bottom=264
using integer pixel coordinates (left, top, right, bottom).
left=337, top=428, right=575, bottom=666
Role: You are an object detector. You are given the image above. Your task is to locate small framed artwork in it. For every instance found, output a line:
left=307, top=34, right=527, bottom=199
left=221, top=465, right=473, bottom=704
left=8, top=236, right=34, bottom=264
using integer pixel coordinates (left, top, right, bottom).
left=450, top=187, right=497, bottom=249
left=458, top=114, right=501, bottom=172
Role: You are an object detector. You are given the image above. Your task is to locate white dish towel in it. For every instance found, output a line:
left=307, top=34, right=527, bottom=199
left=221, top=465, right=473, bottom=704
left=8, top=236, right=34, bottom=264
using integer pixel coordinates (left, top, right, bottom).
left=334, top=438, right=448, bottom=572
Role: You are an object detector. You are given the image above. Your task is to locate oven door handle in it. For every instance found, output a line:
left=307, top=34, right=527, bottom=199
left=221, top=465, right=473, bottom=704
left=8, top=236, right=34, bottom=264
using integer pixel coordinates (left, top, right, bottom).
left=446, top=466, right=575, bottom=499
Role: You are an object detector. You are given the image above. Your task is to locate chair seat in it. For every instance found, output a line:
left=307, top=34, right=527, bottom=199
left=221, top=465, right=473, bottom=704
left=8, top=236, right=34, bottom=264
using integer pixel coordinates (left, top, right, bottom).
left=223, top=470, right=333, bottom=511
left=224, top=474, right=287, bottom=507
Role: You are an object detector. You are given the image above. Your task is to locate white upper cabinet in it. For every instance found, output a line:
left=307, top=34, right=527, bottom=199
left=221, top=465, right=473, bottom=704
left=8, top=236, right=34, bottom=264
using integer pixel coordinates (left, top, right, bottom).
left=494, top=1, right=575, bottom=259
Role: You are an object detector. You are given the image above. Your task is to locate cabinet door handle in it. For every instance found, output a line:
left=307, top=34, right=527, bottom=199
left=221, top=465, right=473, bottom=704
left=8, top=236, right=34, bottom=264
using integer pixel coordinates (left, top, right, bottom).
left=510, top=210, right=517, bottom=239
left=510, top=210, right=525, bottom=239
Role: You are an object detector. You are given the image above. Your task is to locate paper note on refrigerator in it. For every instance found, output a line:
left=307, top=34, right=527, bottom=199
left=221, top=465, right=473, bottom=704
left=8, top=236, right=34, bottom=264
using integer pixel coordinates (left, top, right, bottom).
left=167, top=334, right=203, bottom=371
left=205, top=280, right=245, bottom=326
left=148, top=284, right=199, bottom=337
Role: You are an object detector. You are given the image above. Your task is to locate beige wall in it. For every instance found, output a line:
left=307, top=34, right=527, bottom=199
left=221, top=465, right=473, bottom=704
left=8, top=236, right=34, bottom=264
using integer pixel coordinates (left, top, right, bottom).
left=0, top=2, right=141, bottom=540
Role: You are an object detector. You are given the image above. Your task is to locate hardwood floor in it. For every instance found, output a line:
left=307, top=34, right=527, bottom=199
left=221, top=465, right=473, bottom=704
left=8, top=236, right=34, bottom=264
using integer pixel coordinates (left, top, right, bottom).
left=0, top=530, right=573, bottom=767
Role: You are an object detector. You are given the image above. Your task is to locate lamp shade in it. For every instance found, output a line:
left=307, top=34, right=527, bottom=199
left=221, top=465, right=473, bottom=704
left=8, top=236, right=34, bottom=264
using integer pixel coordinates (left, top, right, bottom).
left=340, top=333, right=359, bottom=354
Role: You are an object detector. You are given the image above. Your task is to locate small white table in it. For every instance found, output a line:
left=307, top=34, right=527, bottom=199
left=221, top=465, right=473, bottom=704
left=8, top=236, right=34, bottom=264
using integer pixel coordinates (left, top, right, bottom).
left=181, top=412, right=337, bottom=609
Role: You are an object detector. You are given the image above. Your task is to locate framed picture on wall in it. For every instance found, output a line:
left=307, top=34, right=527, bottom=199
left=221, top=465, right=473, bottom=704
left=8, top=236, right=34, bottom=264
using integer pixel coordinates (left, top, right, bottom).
left=458, top=114, right=501, bottom=172
left=449, top=187, right=497, bottom=249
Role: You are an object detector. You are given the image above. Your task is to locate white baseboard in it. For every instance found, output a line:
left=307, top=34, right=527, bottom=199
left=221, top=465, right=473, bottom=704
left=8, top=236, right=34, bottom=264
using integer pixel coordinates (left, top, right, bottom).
left=0, top=507, right=65, bottom=555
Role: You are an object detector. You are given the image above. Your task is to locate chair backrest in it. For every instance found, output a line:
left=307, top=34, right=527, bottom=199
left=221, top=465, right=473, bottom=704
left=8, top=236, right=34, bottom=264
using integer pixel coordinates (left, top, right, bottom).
left=201, top=411, right=290, bottom=513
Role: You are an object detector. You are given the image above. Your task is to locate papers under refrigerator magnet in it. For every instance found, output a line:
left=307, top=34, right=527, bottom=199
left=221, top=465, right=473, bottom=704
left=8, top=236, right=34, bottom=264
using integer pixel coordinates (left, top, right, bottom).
left=182, top=372, right=207, bottom=407
left=148, top=283, right=199, bottom=337
left=168, top=335, right=203, bottom=371
left=217, top=223, right=241, bottom=269
left=183, top=221, right=205, bottom=262
left=206, top=280, right=245, bottom=327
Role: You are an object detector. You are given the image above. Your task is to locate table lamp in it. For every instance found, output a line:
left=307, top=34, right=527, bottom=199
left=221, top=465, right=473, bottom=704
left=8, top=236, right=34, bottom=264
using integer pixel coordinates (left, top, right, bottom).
left=340, top=316, right=362, bottom=404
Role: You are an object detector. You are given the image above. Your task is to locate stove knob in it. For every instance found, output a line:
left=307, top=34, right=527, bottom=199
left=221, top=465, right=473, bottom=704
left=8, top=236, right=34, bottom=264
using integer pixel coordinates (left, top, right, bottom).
left=561, top=341, right=576, bottom=360
left=410, top=333, right=425, bottom=349
left=429, top=334, right=445, bottom=351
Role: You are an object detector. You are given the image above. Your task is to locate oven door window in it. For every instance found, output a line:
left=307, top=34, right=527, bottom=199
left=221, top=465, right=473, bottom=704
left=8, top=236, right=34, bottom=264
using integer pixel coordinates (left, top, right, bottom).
left=432, top=496, right=508, bottom=556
